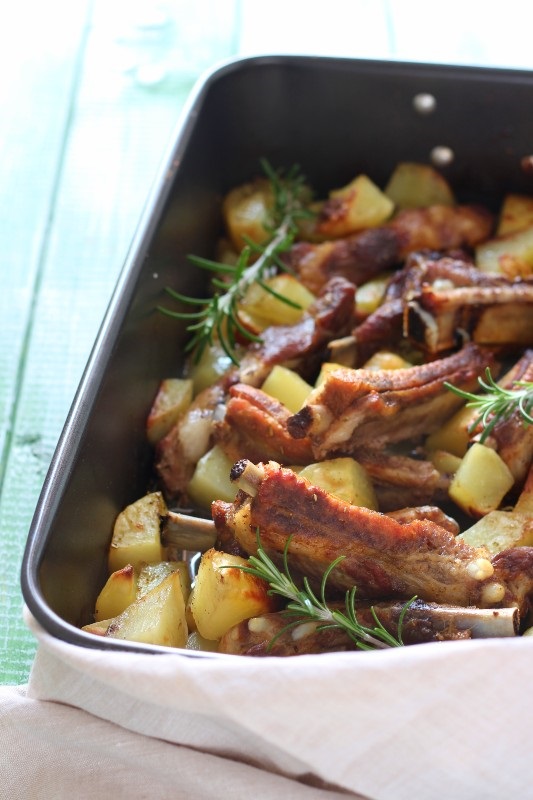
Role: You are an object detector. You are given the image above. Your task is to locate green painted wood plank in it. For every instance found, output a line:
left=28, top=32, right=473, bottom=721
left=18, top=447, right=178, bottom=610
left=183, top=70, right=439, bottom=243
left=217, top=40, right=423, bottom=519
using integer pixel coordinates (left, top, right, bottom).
left=1, top=0, right=239, bottom=685
left=0, top=1, right=92, bottom=481
left=0, top=0, right=92, bottom=684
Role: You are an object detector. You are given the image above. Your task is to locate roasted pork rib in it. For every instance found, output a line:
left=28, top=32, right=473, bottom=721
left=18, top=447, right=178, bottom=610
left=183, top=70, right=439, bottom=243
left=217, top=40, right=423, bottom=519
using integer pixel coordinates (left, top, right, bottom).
left=400, top=254, right=533, bottom=353
left=287, top=341, right=496, bottom=458
left=285, top=205, right=494, bottom=294
left=212, top=460, right=533, bottom=612
left=285, top=227, right=400, bottom=295
left=389, top=204, right=494, bottom=259
left=354, top=452, right=450, bottom=512
left=218, top=600, right=519, bottom=656
left=215, top=383, right=314, bottom=466
left=346, top=252, right=533, bottom=365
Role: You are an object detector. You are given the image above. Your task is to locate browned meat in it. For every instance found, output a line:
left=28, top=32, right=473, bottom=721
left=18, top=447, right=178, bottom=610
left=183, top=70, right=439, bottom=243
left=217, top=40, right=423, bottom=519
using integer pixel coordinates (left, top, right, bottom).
left=491, top=547, right=533, bottom=610
left=211, top=499, right=249, bottom=557
left=356, top=451, right=450, bottom=511
left=287, top=342, right=497, bottom=459
left=155, top=277, right=355, bottom=499
left=407, top=279, right=533, bottom=353
left=218, top=600, right=485, bottom=656
left=216, top=384, right=452, bottom=510
left=389, top=205, right=494, bottom=259
left=217, top=600, right=520, bottom=655
left=214, top=460, right=533, bottom=611
left=285, top=205, right=493, bottom=295
left=219, top=610, right=357, bottom=655
left=379, top=251, right=533, bottom=353
left=349, top=252, right=533, bottom=362
left=284, top=227, right=400, bottom=295
left=214, top=383, right=314, bottom=466
left=385, top=504, right=460, bottom=534
left=398, top=251, right=518, bottom=293
left=351, top=297, right=405, bottom=365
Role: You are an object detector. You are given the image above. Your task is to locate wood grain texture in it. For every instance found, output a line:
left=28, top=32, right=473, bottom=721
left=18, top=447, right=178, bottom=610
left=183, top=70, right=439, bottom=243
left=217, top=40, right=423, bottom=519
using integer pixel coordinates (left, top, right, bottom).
left=0, top=0, right=92, bottom=684
left=0, top=0, right=238, bottom=684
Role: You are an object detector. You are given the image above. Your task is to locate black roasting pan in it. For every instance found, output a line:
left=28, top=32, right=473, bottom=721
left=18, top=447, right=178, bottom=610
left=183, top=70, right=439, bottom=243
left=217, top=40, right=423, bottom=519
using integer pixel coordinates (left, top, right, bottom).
left=21, top=54, right=533, bottom=654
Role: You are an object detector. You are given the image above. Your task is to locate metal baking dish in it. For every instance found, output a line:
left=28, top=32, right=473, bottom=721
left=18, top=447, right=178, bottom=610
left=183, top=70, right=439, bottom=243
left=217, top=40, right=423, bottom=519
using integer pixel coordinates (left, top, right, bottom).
left=21, top=54, right=533, bottom=654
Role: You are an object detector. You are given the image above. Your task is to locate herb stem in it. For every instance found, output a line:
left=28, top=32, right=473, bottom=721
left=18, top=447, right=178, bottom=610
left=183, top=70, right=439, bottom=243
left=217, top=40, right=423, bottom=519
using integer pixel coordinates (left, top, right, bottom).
left=157, top=160, right=312, bottom=364
left=445, top=367, right=533, bottom=443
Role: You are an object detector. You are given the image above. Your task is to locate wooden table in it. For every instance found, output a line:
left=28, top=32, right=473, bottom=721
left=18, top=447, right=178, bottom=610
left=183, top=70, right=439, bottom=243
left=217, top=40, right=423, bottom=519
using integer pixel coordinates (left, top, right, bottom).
left=2, top=0, right=531, bottom=685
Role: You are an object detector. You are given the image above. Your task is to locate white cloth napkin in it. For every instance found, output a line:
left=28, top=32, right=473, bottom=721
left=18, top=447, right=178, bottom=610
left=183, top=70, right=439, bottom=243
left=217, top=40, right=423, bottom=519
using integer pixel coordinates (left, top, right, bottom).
left=0, top=685, right=348, bottom=800
left=18, top=609, right=533, bottom=799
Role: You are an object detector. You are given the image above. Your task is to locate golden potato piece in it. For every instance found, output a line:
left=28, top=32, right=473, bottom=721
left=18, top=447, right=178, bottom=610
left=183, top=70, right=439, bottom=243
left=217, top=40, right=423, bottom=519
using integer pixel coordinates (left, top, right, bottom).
left=458, top=510, right=533, bottom=554
left=384, top=162, right=455, bottom=209
left=497, top=193, right=533, bottom=236
left=449, top=443, right=515, bottom=517
left=476, top=224, right=533, bottom=277
left=188, top=549, right=275, bottom=641
left=355, top=272, right=392, bottom=317
left=238, top=273, right=315, bottom=331
left=316, top=175, right=394, bottom=238
left=429, top=449, right=462, bottom=477
left=82, top=618, right=113, bottom=636
left=137, top=560, right=191, bottom=602
left=261, top=365, right=313, bottom=413
left=425, top=404, right=479, bottom=458
left=146, top=378, right=193, bottom=445
left=362, top=351, right=412, bottom=371
left=186, top=631, right=220, bottom=652
left=106, top=571, right=187, bottom=649
left=298, top=457, right=378, bottom=510
left=187, top=445, right=237, bottom=509
left=108, top=492, right=166, bottom=573
left=188, top=340, right=235, bottom=395
left=94, top=564, right=138, bottom=622
left=222, top=177, right=274, bottom=251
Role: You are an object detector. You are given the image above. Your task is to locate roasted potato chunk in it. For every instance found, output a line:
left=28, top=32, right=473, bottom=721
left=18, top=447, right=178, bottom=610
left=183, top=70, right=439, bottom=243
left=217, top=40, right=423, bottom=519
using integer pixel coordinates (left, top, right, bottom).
left=106, top=570, right=188, bottom=649
left=238, top=273, right=315, bottom=332
left=108, top=492, right=166, bottom=573
left=497, top=194, right=533, bottom=236
left=94, top=564, right=137, bottom=622
left=316, top=174, right=394, bottom=238
left=188, top=549, right=276, bottom=641
left=384, top=162, right=455, bottom=209
left=187, top=445, right=238, bottom=509
left=261, top=365, right=314, bottom=413
left=476, top=224, right=533, bottom=277
left=458, top=510, right=533, bottom=554
left=222, top=177, right=274, bottom=251
left=146, top=378, right=193, bottom=445
left=449, top=443, right=515, bottom=517
left=137, top=560, right=191, bottom=601
left=298, top=457, right=378, bottom=510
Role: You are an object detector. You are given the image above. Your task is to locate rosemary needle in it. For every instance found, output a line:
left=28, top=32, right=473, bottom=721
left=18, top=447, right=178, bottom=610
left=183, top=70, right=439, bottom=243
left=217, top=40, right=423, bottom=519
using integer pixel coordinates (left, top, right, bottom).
left=158, top=160, right=312, bottom=365
left=445, top=367, right=533, bottom=443
left=237, top=533, right=413, bottom=651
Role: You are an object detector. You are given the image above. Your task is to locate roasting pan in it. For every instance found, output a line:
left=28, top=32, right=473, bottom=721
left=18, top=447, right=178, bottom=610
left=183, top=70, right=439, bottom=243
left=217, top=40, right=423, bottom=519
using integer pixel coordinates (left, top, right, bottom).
left=21, top=54, right=533, bottom=655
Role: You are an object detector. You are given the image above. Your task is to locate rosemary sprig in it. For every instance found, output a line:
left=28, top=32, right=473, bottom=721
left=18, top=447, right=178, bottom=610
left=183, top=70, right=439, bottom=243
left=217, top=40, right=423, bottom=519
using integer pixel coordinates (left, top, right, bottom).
left=238, top=533, right=413, bottom=651
left=445, top=367, right=533, bottom=443
left=158, top=159, right=312, bottom=365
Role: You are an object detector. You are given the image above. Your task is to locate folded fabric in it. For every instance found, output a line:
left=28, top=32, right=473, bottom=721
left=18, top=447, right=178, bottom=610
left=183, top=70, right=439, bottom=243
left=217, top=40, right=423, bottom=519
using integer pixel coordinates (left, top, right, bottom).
left=0, top=685, right=349, bottom=800
left=24, top=609, right=533, bottom=800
